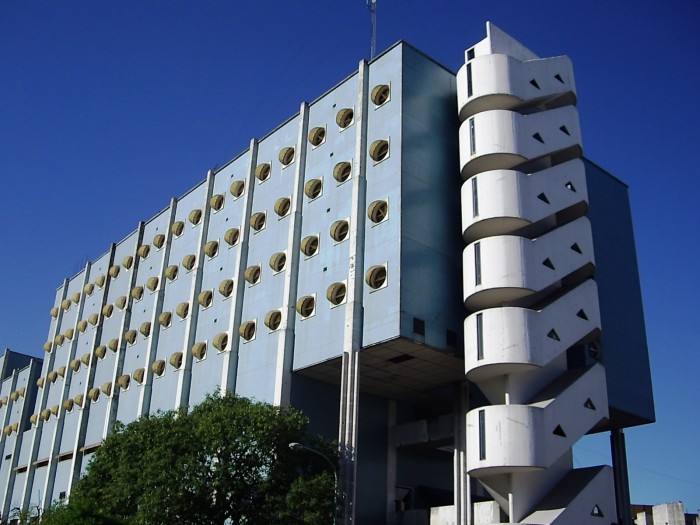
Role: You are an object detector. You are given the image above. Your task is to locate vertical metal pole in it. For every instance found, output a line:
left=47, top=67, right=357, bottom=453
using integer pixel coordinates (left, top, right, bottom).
left=611, top=428, right=633, bottom=525
left=368, top=0, right=377, bottom=59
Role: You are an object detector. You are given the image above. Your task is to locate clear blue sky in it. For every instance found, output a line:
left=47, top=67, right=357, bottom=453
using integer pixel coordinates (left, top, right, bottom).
left=1, top=0, right=698, bottom=513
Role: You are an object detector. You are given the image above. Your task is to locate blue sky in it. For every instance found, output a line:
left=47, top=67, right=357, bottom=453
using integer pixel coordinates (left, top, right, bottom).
left=1, top=0, right=699, bottom=513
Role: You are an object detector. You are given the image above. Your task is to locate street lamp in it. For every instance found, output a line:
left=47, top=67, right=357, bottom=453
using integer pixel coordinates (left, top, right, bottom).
left=289, top=442, right=338, bottom=524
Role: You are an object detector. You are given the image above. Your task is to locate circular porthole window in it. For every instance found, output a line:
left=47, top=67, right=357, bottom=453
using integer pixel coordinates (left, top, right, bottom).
left=239, top=321, right=256, bottom=341
left=250, top=212, right=266, bottom=232
left=158, top=311, right=172, bottom=328
left=336, top=108, right=354, bottom=129
left=365, top=265, right=388, bottom=289
left=300, top=235, right=319, bottom=257
left=244, top=265, right=262, bottom=285
left=255, top=163, right=271, bottom=181
left=219, top=279, right=234, bottom=298
left=224, top=227, right=240, bottom=246
left=333, top=161, right=352, bottom=183
left=304, top=179, right=323, bottom=200
left=269, top=252, right=287, bottom=273
left=171, top=221, right=185, bottom=237
left=296, top=296, right=316, bottom=318
left=308, top=126, right=326, bottom=146
left=210, top=194, right=224, bottom=211
left=330, top=220, right=349, bottom=242
left=230, top=180, right=246, bottom=197
left=198, top=290, right=213, bottom=308
left=371, top=84, right=390, bottom=106
left=204, top=240, right=219, bottom=258
left=188, top=209, right=203, bottom=226
left=368, top=200, right=388, bottom=223
left=264, top=310, right=282, bottom=331
left=365, top=265, right=387, bottom=290
left=326, top=282, right=347, bottom=306
left=279, top=147, right=295, bottom=166
left=369, top=139, right=389, bottom=162
left=274, top=197, right=291, bottom=217
left=165, top=265, right=179, bottom=281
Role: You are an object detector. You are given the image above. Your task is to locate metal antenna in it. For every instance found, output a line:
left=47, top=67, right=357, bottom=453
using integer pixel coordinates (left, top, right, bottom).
left=367, top=0, right=377, bottom=59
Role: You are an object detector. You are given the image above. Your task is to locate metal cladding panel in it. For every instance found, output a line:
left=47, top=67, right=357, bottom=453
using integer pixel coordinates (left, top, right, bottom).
left=17, top=433, right=30, bottom=468
left=82, top=395, right=108, bottom=446
left=149, top=183, right=207, bottom=413
left=362, top=45, right=403, bottom=348
left=50, top=458, right=71, bottom=503
left=293, top=75, right=358, bottom=370
left=37, top=416, right=56, bottom=459
left=237, top=118, right=301, bottom=403
left=10, top=470, right=27, bottom=512
left=189, top=155, right=250, bottom=404
left=0, top=458, right=10, bottom=513
left=58, top=408, right=79, bottom=454
left=399, top=45, right=463, bottom=351
left=584, top=160, right=654, bottom=426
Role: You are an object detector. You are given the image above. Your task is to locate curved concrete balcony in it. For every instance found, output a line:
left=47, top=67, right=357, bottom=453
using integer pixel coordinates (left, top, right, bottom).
left=466, top=364, right=608, bottom=478
left=463, top=216, right=595, bottom=311
left=465, top=279, right=601, bottom=382
left=459, top=107, right=582, bottom=179
left=457, top=53, right=576, bottom=122
left=461, top=159, right=588, bottom=243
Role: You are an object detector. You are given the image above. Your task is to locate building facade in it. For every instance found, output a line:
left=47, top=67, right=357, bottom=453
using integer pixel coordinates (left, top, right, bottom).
left=0, top=24, right=653, bottom=524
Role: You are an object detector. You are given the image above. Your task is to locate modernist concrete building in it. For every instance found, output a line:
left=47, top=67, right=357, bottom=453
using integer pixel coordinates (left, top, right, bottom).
left=0, top=23, right=653, bottom=524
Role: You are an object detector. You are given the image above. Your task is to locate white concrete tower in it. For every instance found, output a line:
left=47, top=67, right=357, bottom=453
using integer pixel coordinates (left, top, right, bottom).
left=458, top=24, right=617, bottom=523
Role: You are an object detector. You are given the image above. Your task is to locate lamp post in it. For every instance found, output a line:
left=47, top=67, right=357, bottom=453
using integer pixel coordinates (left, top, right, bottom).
left=289, top=442, right=338, bottom=524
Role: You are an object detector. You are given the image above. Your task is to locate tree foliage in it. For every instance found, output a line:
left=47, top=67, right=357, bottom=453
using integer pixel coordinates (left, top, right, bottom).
left=41, top=394, right=336, bottom=525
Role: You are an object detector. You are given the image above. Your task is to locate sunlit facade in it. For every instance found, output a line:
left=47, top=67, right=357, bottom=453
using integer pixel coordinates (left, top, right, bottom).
left=0, top=23, right=653, bottom=524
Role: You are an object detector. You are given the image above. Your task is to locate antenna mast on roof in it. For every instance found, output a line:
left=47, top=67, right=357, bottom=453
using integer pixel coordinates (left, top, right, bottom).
left=367, top=0, right=378, bottom=59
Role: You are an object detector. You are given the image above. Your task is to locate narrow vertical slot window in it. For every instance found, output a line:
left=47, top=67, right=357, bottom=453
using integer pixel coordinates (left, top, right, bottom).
left=466, top=63, right=473, bottom=97
left=476, top=313, right=484, bottom=360
left=478, top=409, right=486, bottom=460
left=471, top=177, right=479, bottom=217
left=474, top=242, right=481, bottom=286
left=469, top=118, right=476, bottom=156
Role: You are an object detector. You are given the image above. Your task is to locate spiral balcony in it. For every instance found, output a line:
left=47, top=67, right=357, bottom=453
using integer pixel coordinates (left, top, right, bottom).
left=457, top=53, right=576, bottom=122
left=465, top=279, right=601, bottom=382
left=461, top=158, right=588, bottom=244
left=459, top=107, right=582, bottom=180
left=463, top=216, right=595, bottom=311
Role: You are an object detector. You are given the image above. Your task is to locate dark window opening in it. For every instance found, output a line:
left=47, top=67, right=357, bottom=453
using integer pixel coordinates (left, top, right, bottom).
left=413, top=318, right=425, bottom=336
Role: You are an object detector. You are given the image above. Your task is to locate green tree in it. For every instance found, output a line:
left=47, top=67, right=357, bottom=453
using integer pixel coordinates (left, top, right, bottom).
left=42, top=394, right=335, bottom=525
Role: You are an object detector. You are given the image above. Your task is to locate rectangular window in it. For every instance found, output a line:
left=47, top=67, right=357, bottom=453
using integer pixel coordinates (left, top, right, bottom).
left=466, top=63, right=473, bottom=97
left=467, top=48, right=475, bottom=61
left=476, top=313, right=484, bottom=360
left=471, top=177, right=479, bottom=217
left=478, top=409, right=486, bottom=460
left=474, top=242, right=481, bottom=286
left=469, top=118, right=476, bottom=156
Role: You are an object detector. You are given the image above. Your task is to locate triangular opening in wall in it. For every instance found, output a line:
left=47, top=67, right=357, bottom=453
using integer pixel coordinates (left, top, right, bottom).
left=565, top=181, right=577, bottom=192
left=553, top=425, right=567, bottom=437
left=576, top=309, right=589, bottom=320
left=584, top=398, right=596, bottom=410
left=559, top=125, right=570, bottom=135
left=591, top=504, right=604, bottom=517
left=570, top=243, right=582, bottom=254
left=530, top=78, right=541, bottom=89
left=554, top=73, right=565, bottom=84
left=542, top=258, right=555, bottom=270
left=532, top=132, right=545, bottom=144
left=547, top=329, right=560, bottom=341
left=537, top=192, right=550, bottom=204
